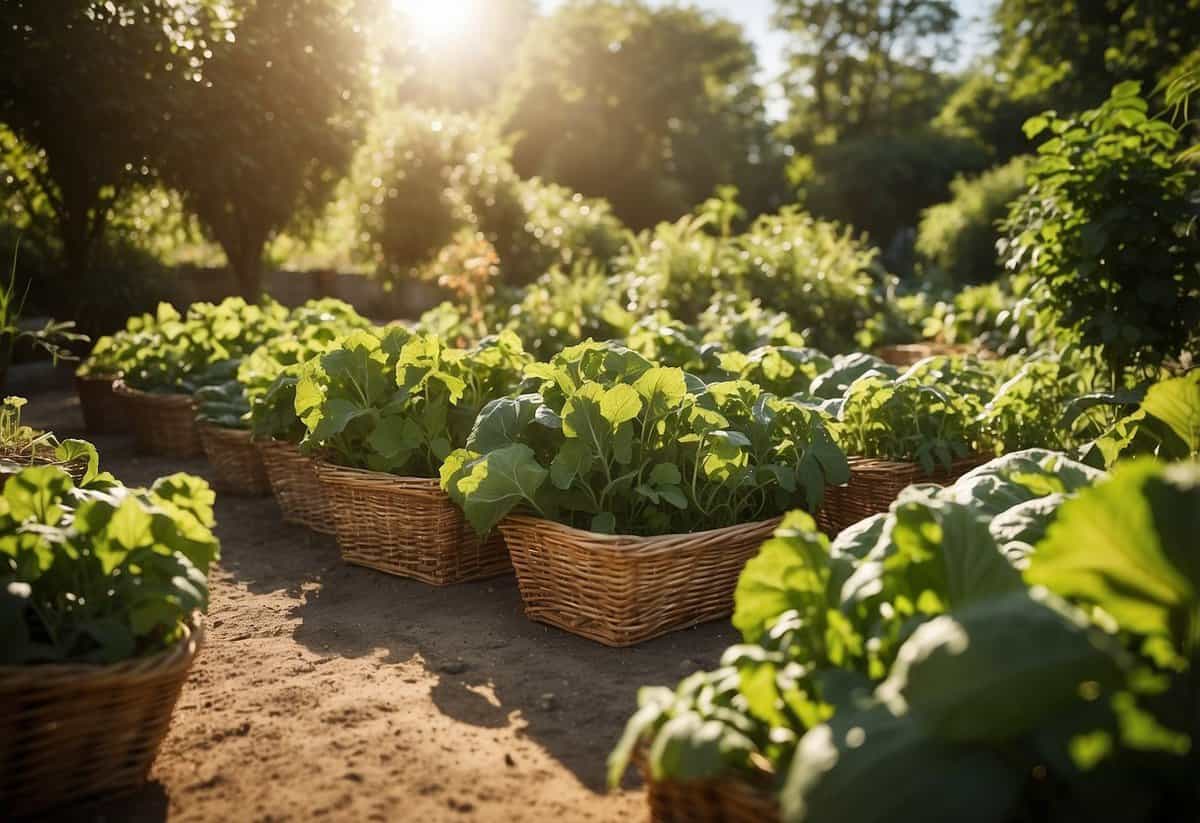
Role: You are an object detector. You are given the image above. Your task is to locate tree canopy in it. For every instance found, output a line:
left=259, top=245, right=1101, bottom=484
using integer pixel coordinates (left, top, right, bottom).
left=497, top=0, right=786, bottom=231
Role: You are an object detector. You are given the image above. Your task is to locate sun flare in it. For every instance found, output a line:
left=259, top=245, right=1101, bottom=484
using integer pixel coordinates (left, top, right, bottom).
left=392, top=0, right=479, bottom=45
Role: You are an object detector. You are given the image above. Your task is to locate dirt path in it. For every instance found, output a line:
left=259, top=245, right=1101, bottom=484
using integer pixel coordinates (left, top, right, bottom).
left=21, top=373, right=736, bottom=823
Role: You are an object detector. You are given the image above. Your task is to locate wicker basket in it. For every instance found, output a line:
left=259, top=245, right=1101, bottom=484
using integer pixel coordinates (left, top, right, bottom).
left=315, top=461, right=510, bottom=586
left=0, top=622, right=203, bottom=817
left=256, top=439, right=336, bottom=534
left=875, top=342, right=972, bottom=366
left=637, top=750, right=779, bottom=823
left=198, top=424, right=271, bottom=496
left=113, top=381, right=202, bottom=458
left=497, top=515, right=782, bottom=647
left=0, top=448, right=90, bottom=488
left=75, top=373, right=127, bottom=434
left=816, top=455, right=988, bottom=535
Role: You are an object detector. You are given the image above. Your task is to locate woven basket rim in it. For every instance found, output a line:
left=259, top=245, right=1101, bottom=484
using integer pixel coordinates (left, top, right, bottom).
left=198, top=422, right=254, bottom=441
left=500, top=513, right=783, bottom=547
left=843, top=453, right=991, bottom=473
left=313, top=458, right=440, bottom=488
left=0, top=618, right=203, bottom=683
left=112, top=379, right=194, bottom=407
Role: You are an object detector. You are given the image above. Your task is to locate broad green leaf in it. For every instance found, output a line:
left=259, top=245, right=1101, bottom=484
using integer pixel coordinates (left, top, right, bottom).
left=4, top=466, right=73, bottom=524
left=1028, top=459, right=1200, bottom=648
left=549, top=440, right=593, bottom=490
left=782, top=705, right=1022, bottom=823
left=879, top=591, right=1127, bottom=744
left=600, top=384, right=643, bottom=426
left=54, top=439, right=100, bottom=486
left=648, top=711, right=757, bottom=782
left=1139, top=372, right=1200, bottom=457
left=733, top=511, right=834, bottom=643
left=455, top=445, right=550, bottom=534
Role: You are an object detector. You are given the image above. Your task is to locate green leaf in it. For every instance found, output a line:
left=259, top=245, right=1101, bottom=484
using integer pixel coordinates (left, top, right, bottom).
left=782, top=704, right=1022, bottom=823
left=1139, top=373, right=1200, bottom=457
left=648, top=711, right=757, bottom=782
left=1027, top=459, right=1200, bottom=648
left=549, top=439, right=593, bottom=491
left=54, top=439, right=99, bottom=486
left=454, top=444, right=550, bottom=534
left=877, top=591, right=1127, bottom=743
left=733, top=511, right=834, bottom=643
left=591, top=512, right=616, bottom=534
left=600, top=383, right=643, bottom=426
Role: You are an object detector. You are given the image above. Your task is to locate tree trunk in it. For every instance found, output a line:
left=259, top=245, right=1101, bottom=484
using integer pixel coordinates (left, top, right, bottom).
left=230, top=246, right=265, bottom=300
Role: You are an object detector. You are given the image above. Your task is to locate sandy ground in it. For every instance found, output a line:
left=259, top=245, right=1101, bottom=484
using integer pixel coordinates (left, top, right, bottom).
left=17, top=367, right=737, bottom=823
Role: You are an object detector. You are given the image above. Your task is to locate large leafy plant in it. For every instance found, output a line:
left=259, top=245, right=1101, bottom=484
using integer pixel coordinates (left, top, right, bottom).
left=296, top=329, right=530, bottom=476
left=238, top=299, right=371, bottom=442
left=442, top=341, right=849, bottom=536
left=120, top=297, right=289, bottom=394
left=828, top=361, right=990, bottom=471
left=609, top=450, right=1105, bottom=791
left=783, top=458, right=1200, bottom=823
left=1002, top=82, right=1200, bottom=379
left=1083, top=370, right=1200, bottom=467
left=1, top=467, right=220, bottom=664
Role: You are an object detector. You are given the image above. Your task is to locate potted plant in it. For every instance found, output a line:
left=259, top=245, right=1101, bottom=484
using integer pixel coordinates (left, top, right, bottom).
left=241, top=299, right=371, bottom=531
left=442, top=341, right=849, bottom=645
left=298, top=328, right=529, bottom=585
left=0, top=466, right=220, bottom=815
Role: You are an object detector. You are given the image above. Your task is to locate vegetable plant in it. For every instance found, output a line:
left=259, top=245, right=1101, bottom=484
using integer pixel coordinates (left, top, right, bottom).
left=1, top=467, right=220, bottom=664
left=296, top=328, right=530, bottom=476
left=829, top=363, right=989, bottom=471
left=610, top=449, right=1105, bottom=795
left=442, top=340, right=849, bottom=536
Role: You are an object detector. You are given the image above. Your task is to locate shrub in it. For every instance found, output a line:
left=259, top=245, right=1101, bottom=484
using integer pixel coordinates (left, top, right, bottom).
left=916, top=156, right=1030, bottom=287
left=1002, top=82, right=1200, bottom=379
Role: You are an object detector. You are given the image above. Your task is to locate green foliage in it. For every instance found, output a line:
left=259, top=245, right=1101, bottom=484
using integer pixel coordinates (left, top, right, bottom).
left=775, top=0, right=960, bottom=149
left=0, top=0, right=237, bottom=292
left=1, top=466, right=220, bottom=664
left=238, top=299, right=371, bottom=442
left=156, top=0, right=367, bottom=297
left=1002, top=83, right=1200, bottom=378
left=611, top=450, right=1105, bottom=792
left=442, top=341, right=849, bottom=536
left=831, top=366, right=988, bottom=471
left=0, top=244, right=86, bottom=384
left=505, top=263, right=631, bottom=361
left=782, top=458, right=1200, bottom=823
left=737, top=210, right=882, bottom=353
left=1084, top=371, right=1200, bottom=467
left=981, top=360, right=1084, bottom=453
left=994, top=0, right=1200, bottom=113
left=717, top=347, right=832, bottom=398
left=497, top=0, right=786, bottom=230
left=799, top=129, right=991, bottom=264
left=615, top=205, right=880, bottom=354
left=296, top=329, right=530, bottom=476
left=119, top=298, right=289, bottom=394
left=916, top=156, right=1031, bottom=287
left=195, top=380, right=250, bottom=430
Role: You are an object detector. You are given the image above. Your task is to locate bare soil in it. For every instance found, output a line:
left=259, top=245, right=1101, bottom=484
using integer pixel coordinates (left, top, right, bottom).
left=20, top=372, right=736, bottom=823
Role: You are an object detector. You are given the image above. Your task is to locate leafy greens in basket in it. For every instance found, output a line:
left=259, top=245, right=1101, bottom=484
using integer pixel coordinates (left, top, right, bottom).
left=442, top=340, right=849, bottom=537
left=296, top=329, right=531, bottom=477
left=1, top=467, right=220, bottom=664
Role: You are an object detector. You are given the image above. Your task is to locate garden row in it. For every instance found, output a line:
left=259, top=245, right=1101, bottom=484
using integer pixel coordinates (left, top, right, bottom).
left=74, top=296, right=1130, bottom=645
left=4, top=293, right=1197, bottom=818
